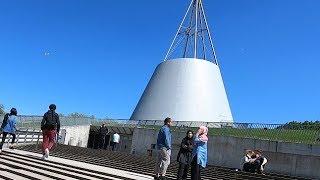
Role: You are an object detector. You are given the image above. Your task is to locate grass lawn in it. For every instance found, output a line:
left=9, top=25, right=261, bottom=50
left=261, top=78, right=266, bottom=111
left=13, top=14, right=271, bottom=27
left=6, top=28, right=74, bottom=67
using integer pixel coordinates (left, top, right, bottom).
left=207, top=128, right=319, bottom=144
left=142, top=125, right=320, bottom=145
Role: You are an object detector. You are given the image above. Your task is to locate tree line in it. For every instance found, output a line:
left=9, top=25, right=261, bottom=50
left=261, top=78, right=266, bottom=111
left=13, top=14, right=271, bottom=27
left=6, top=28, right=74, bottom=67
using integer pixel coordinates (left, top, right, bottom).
left=276, top=121, right=320, bottom=131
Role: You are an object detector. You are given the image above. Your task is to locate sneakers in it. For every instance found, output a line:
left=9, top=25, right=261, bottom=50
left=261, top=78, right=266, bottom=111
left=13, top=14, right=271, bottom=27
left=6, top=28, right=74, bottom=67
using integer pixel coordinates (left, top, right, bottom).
left=44, top=148, right=49, bottom=158
left=153, top=175, right=167, bottom=180
left=9, top=143, right=15, bottom=149
left=159, top=176, right=167, bottom=180
left=42, top=148, right=49, bottom=160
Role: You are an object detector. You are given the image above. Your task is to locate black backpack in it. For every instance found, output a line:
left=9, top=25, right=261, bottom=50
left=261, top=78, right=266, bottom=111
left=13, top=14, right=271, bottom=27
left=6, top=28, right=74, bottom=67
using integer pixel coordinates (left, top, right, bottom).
left=1, top=113, right=10, bottom=129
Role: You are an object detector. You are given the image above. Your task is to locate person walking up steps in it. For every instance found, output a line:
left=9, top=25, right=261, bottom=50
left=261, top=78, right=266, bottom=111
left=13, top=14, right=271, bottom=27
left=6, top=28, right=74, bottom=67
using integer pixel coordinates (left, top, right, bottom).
left=154, top=117, right=173, bottom=180
left=41, top=104, right=60, bottom=160
left=0, top=108, right=18, bottom=153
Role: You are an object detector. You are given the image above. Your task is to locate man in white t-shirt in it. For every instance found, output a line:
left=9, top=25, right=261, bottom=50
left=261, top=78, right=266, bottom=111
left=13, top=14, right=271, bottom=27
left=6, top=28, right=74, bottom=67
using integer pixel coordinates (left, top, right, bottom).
left=111, top=133, right=120, bottom=151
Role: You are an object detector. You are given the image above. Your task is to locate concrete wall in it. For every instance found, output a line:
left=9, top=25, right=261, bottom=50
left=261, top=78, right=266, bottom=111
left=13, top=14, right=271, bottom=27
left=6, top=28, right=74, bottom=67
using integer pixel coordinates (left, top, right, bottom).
left=60, top=125, right=90, bottom=147
left=131, top=128, right=320, bottom=179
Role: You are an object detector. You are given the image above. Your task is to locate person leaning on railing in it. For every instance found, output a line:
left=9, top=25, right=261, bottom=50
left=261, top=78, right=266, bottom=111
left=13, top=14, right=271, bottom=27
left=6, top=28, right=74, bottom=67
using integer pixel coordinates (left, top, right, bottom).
left=41, top=104, right=60, bottom=160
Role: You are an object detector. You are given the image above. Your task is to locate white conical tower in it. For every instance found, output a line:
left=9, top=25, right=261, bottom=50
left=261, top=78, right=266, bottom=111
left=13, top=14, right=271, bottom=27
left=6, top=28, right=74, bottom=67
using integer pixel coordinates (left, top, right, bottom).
left=130, top=0, right=233, bottom=123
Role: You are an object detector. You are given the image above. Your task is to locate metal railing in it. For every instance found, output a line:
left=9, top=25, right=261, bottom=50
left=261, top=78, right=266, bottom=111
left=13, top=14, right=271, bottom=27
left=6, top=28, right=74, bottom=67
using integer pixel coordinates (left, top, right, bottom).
left=13, top=115, right=96, bottom=128
left=0, top=129, right=42, bottom=147
left=0, top=115, right=319, bottom=145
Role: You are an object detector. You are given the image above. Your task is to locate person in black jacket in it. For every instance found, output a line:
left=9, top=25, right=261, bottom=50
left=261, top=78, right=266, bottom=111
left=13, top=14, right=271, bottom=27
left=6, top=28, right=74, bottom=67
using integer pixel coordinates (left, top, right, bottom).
left=176, top=130, right=194, bottom=180
left=41, top=104, right=60, bottom=160
left=98, top=123, right=108, bottom=149
left=252, top=149, right=268, bottom=174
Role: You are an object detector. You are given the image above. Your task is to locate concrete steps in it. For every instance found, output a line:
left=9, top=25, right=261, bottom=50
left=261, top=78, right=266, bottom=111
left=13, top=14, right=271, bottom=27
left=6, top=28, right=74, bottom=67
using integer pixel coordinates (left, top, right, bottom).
left=15, top=144, right=312, bottom=180
left=0, top=148, right=153, bottom=180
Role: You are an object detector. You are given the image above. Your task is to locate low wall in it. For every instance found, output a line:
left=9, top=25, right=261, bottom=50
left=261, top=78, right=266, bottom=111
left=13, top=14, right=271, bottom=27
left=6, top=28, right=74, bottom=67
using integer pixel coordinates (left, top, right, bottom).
left=131, top=128, right=320, bottom=179
left=60, top=125, right=91, bottom=147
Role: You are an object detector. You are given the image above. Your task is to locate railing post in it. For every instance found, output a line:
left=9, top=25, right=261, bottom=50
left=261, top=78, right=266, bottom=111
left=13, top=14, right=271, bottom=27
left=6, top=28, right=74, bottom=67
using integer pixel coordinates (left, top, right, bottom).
left=16, top=130, right=21, bottom=145
left=31, top=129, right=36, bottom=143
left=24, top=129, right=29, bottom=143
left=7, top=135, right=11, bottom=147
left=36, top=130, right=41, bottom=145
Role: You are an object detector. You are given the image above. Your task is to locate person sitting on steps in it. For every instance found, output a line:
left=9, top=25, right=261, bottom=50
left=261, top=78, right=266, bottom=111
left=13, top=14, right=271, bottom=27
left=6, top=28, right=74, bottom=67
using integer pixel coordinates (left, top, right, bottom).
left=252, top=149, right=268, bottom=174
left=241, top=149, right=255, bottom=172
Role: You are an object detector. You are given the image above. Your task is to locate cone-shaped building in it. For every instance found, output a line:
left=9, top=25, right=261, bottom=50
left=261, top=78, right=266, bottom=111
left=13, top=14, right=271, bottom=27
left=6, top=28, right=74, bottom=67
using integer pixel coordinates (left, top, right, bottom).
left=130, top=0, right=233, bottom=122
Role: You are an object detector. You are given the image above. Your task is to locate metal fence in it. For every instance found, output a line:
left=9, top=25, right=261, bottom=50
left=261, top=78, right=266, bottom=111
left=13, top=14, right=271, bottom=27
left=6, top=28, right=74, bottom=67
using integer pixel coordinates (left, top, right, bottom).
left=8, top=115, right=96, bottom=128
left=0, top=115, right=319, bottom=145
left=0, top=129, right=43, bottom=147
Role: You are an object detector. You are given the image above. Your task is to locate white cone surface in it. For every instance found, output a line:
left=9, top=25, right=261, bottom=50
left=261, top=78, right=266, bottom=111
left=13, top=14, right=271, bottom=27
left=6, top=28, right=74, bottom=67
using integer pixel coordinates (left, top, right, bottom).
left=130, top=58, right=233, bottom=122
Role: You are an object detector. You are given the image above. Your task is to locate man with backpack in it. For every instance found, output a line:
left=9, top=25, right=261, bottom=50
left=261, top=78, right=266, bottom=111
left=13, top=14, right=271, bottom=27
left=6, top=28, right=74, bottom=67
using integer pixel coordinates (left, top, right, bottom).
left=41, top=104, right=60, bottom=160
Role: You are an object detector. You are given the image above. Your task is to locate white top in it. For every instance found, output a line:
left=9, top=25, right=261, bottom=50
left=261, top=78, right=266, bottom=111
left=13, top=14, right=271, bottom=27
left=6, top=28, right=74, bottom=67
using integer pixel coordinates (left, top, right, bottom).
left=240, top=155, right=251, bottom=169
left=112, top=133, right=120, bottom=143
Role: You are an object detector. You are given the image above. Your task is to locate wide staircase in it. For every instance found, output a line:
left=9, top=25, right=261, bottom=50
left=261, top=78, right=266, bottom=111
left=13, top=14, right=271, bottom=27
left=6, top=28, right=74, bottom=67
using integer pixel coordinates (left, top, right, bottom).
left=0, top=144, right=308, bottom=180
left=0, top=148, right=150, bottom=180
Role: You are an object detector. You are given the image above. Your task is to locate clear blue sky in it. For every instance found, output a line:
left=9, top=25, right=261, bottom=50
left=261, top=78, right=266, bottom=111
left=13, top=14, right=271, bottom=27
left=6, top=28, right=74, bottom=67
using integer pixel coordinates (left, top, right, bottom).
left=0, top=0, right=319, bottom=123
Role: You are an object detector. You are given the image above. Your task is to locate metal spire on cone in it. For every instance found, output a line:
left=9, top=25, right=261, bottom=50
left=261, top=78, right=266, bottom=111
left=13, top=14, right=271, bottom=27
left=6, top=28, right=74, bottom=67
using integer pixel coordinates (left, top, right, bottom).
left=164, top=0, right=218, bottom=64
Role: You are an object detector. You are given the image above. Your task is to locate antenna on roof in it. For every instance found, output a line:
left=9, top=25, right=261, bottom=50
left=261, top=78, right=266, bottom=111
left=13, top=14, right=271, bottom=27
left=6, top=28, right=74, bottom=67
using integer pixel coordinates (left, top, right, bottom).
left=164, top=0, right=218, bottom=64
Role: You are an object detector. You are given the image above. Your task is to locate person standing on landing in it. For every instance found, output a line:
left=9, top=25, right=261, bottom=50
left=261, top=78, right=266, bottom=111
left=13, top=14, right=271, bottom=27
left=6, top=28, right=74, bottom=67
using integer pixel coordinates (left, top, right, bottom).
left=191, top=126, right=208, bottom=180
left=154, top=117, right=173, bottom=180
left=0, top=108, right=18, bottom=153
left=111, top=132, right=120, bottom=151
left=176, top=130, right=194, bottom=180
left=98, top=123, right=108, bottom=149
left=41, top=104, right=60, bottom=160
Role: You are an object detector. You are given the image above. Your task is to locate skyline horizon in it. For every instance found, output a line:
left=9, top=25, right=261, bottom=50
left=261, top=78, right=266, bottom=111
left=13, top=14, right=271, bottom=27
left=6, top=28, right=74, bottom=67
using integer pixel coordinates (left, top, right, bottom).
left=1, top=0, right=319, bottom=124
